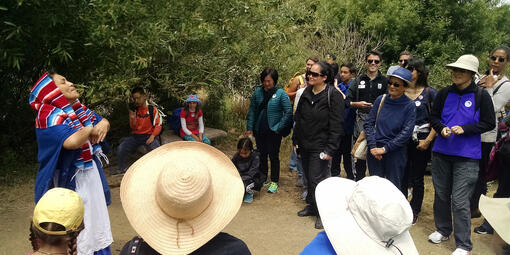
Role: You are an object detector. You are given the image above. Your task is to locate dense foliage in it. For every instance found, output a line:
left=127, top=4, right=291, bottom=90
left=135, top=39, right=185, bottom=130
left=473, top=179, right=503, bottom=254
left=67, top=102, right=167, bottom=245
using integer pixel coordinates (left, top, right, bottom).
left=1, top=0, right=510, bottom=178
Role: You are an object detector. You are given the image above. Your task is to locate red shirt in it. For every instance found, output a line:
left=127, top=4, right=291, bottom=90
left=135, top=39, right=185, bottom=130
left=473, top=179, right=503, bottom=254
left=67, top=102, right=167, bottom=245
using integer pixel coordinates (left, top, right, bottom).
left=180, top=109, right=203, bottom=137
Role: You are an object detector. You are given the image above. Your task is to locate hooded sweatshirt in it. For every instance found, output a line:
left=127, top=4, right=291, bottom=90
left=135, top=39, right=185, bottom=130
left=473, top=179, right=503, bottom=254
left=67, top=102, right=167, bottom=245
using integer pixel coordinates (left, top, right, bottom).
left=364, top=94, right=416, bottom=153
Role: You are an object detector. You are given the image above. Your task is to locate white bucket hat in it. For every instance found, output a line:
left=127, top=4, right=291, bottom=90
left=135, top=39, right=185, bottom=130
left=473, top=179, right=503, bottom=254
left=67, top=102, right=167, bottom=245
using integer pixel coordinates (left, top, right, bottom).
left=446, top=54, right=479, bottom=74
left=316, top=176, right=418, bottom=255
left=120, top=141, right=244, bottom=255
left=479, top=195, right=510, bottom=244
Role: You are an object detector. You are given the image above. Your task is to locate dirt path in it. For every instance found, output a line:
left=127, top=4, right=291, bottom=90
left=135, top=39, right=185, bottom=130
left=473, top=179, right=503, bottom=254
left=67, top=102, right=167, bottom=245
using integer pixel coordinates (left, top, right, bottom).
left=0, top=144, right=496, bottom=254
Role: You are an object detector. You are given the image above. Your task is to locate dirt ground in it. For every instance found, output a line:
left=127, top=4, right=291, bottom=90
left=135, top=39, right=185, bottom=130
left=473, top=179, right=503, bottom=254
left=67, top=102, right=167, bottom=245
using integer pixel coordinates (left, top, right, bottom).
left=0, top=140, right=496, bottom=255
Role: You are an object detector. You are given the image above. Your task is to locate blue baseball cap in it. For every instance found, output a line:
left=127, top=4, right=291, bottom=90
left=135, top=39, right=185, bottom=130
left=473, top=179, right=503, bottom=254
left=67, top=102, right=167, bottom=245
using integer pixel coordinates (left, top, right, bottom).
left=387, top=67, right=412, bottom=84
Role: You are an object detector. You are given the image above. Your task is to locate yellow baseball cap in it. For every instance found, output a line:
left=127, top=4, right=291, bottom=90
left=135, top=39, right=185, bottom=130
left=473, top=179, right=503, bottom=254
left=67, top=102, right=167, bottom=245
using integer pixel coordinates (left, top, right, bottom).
left=32, top=188, right=84, bottom=235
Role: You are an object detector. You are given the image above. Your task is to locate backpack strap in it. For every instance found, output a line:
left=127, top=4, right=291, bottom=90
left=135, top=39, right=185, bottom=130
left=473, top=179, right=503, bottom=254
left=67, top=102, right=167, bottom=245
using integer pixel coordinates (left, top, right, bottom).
left=475, top=87, right=483, bottom=112
left=127, top=236, right=144, bottom=255
left=493, top=80, right=509, bottom=95
left=148, top=105, right=155, bottom=127
left=426, top=87, right=431, bottom=114
left=375, top=94, right=386, bottom=129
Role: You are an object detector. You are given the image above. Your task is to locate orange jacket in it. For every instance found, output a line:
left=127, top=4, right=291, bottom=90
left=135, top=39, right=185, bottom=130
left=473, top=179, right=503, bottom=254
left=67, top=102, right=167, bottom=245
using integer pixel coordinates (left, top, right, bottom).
left=130, top=105, right=162, bottom=136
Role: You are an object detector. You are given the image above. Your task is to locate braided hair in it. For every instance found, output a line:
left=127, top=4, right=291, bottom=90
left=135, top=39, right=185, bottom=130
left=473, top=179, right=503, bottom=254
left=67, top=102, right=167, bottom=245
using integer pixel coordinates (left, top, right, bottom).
left=29, top=221, right=83, bottom=255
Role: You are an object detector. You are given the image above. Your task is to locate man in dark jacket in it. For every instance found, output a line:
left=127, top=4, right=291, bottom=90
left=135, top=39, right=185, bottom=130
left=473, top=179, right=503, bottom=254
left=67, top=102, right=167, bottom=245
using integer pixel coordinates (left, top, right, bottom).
left=427, top=55, right=495, bottom=255
left=346, top=50, right=388, bottom=181
left=293, top=61, right=344, bottom=229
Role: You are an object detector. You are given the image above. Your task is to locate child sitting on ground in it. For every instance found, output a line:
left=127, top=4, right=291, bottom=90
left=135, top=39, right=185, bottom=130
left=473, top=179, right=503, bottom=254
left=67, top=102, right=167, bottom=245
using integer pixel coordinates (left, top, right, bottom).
left=232, top=138, right=261, bottom=203
left=180, top=94, right=211, bottom=145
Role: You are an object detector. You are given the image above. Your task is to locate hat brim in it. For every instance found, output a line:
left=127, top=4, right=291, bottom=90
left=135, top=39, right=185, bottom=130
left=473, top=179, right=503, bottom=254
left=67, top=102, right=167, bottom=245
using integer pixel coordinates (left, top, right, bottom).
left=120, top=142, right=244, bottom=255
left=316, top=177, right=418, bottom=255
left=445, top=63, right=478, bottom=74
left=387, top=74, right=411, bottom=84
left=479, top=195, right=510, bottom=244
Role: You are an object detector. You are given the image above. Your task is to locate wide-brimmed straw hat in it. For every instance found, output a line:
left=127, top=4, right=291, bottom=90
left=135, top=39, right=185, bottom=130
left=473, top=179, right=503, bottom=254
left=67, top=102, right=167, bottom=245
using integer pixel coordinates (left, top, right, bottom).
left=446, top=54, right=479, bottom=74
left=479, top=195, right=510, bottom=244
left=316, top=176, right=418, bottom=255
left=33, top=188, right=84, bottom=236
left=387, top=67, right=412, bottom=84
left=120, top=141, right=244, bottom=255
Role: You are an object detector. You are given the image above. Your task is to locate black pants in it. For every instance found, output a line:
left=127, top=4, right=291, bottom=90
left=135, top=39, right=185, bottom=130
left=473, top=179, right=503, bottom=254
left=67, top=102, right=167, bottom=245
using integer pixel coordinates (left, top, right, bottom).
left=470, top=142, right=494, bottom=212
left=404, top=138, right=432, bottom=214
left=479, top=157, right=510, bottom=232
left=300, top=149, right=331, bottom=212
left=255, top=132, right=282, bottom=183
left=331, top=134, right=354, bottom=180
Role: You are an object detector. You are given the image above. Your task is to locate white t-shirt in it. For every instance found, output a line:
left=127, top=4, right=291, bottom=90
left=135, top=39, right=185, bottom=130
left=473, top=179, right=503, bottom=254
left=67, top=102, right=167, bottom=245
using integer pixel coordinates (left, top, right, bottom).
left=481, top=75, right=510, bottom=143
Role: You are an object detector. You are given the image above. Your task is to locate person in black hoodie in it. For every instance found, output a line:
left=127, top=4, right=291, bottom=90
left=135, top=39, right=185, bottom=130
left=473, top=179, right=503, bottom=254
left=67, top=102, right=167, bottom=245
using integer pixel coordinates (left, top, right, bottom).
left=293, top=61, right=344, bottom=229
left=364, top=67, right=416, bottom=189
left=231, top=138, right=261, bottom=204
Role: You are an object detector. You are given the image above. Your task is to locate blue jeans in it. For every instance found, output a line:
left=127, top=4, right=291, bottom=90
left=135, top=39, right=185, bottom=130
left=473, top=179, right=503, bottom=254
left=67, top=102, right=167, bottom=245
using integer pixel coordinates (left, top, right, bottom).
left=431, top=152, right=478, bottom=251
left=367, top=146, right=407, bottom=189
left=289, top=149, right=298, bottom=171
left=117, top=134, right=160, bottom=172
left=183, top=134, right=211, bottom=145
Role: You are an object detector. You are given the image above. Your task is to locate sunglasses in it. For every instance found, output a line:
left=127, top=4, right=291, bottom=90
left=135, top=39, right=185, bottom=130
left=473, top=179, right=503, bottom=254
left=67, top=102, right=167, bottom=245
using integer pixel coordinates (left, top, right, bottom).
left=367, top=59, right=380, bottom=64
left=490, top=56, right=507, bottom=63
left=306, top=71, right=324, bottom=77
left=399, top=59, right=409, bottom=64
left=388, top=81, right=406, bottom=87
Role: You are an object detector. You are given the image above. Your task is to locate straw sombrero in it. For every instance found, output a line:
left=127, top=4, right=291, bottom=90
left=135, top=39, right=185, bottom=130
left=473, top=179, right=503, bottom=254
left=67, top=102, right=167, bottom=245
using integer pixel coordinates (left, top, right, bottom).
left=120, top=141, right=244, bottom=255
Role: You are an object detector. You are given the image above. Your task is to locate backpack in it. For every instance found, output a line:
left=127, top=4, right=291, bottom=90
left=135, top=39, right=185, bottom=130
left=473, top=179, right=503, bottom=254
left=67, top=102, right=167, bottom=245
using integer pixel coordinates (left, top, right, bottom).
left=120, top=236, right=159, bottom=255
left=284, top=72, right=305, bottom=104
left=170, top=107, right=183, bottom=135
left=148, top=103, right=166, bottom=144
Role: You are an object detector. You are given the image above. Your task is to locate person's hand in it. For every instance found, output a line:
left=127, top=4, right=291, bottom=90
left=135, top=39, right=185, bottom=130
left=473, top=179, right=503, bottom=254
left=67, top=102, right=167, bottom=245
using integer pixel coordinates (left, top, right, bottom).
left=129, top=110, right=136, bottom=119
left=146, top=135, right=155, bottom=145
left=321, top=153, right=332, bottom=160
left=351, top=101, right=372, bottom=109
left=191, top=134, right=200, bottom=142
left=245, top=130, right=253, bottom=137
left=480, top=69, right=501, bottom=89
left=416, top=139, right=431, bottom=151
left=293, top=145, right=299, bottom=154
left=198, top=134, right=204, bottom=142
left=90, top=119, right=109, bottom=144
left=370, top=147, right=385, bottom=160
left=451, top=125, right=464, bottom=135
left=441, top=127, right=452, bottom=138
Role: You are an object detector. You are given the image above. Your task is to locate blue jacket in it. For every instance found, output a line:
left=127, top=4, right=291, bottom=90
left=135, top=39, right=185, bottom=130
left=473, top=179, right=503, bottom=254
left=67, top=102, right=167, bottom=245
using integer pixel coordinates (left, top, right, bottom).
left=430, top=82, right=495, bottom=159
left=364, top=94, right=416, bottom=152
left=337, top=80, right=356, bottom=135
left=301, top=231, right=336, bottom=255
left=246, top=86, right=292, bottom=134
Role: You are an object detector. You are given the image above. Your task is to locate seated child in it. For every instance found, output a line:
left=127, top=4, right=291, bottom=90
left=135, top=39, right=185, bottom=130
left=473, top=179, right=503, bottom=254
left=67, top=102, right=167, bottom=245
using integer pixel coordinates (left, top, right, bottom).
left=231, top=138, right=261, bottom=203
left=180, top=94, right=211, bottom=145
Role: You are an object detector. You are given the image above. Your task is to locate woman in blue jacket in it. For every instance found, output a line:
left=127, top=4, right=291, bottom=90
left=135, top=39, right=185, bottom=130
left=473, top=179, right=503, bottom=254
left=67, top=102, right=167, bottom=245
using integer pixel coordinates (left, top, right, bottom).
left=246, top=68, right=292, bottom=194
left=364, top=67, right=416, bottom=189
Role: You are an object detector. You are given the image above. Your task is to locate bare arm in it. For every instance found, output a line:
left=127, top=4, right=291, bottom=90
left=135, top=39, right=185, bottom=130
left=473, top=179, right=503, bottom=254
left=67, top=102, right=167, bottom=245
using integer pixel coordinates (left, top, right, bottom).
left=63, top=126, right=93, bottom=150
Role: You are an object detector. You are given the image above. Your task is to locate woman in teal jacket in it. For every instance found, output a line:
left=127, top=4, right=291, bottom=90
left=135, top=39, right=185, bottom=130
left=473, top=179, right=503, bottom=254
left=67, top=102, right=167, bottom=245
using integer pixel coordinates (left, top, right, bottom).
left=246, top=68, right=292, bottom=194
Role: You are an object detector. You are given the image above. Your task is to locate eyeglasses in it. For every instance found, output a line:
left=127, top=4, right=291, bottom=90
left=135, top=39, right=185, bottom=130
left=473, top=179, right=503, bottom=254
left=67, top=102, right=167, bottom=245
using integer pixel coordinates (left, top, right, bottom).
left=367, top=59, right=380, bottom=64
left=490, top=56, right=507, bottom=63
left=388, top=81, right=405, bottom=87
left=306, top=71, right=324, bottom=77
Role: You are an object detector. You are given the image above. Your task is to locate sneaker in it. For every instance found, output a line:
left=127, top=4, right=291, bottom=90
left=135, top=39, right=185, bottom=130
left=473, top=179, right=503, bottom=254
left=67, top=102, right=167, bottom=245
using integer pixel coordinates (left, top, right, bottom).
left=243, top=193, right=253, bottom=203
left=301, top=190, right=308, bottom=200
left=296, top=177, right=304, bottom=187
left=451, top=248, right=471, bottom=255
left=428, top=231, right=449, bottom=244
left=268, top=182, right=278, bottom=193
left=474, top=225, right=493, bottom=235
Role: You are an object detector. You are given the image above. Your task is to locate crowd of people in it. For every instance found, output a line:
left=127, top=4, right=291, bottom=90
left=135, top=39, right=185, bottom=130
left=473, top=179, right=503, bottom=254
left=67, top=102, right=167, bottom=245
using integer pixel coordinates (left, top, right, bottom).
left=27, top=46, right=510, bottom=254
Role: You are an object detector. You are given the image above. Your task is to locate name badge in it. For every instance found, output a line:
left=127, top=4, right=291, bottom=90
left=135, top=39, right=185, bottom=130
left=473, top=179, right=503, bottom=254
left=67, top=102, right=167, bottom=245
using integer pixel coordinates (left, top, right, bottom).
left=465, top=100, right=472, bottom=108
left=359, top=84, right=366, bottom=89
left=377, top=83, right=382, bottom=89
left=272, top=94, right=276, bottom=99
left=415, top=101, right=421, bottom=107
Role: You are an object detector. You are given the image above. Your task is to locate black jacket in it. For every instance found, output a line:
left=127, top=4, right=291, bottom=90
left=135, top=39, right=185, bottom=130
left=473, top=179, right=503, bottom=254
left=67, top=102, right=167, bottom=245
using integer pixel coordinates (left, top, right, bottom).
left=346, top=71, right=388, bottom=114
left=293, top=85, right=344, bottom=155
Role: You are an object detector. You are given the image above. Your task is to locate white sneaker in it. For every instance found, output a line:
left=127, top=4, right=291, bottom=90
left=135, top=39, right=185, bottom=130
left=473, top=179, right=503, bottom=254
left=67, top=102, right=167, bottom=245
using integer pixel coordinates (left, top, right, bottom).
left=428, top=231, right=449, bottom=244
left=451, top=248, right=471, bottom=255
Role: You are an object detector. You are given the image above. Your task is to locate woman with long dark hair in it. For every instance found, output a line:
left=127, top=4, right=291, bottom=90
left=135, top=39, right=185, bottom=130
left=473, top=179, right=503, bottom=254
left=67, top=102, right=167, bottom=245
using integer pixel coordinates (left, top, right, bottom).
left=403, top=58, right=437, bottom=224
left=293, top=61, right=344, bottom=229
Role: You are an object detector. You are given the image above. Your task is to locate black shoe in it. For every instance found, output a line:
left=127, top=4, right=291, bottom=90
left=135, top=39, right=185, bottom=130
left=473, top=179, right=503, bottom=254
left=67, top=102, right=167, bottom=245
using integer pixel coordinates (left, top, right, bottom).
left=412, top=214, right=418, bottom=225
left=315, top=216, right=324, bottom=229
left=297, top=206, right=317, bottom=217
left=474, top=225, right=493, bottom=235
left=471, top=209, right=481, bottom=219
